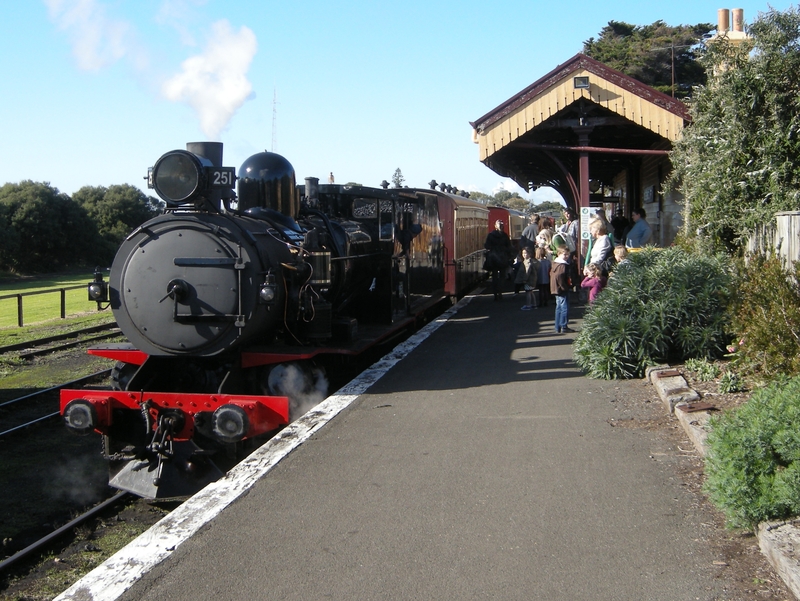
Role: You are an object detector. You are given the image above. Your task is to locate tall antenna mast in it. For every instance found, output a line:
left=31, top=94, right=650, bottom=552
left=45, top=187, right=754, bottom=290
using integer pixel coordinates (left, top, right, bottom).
left=271, top=88, right=278, bottom=152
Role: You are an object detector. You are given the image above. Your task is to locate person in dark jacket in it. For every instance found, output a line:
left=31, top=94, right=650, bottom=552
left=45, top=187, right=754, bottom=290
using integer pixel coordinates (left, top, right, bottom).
left=514, top=247, right=539, bottom=309
left=550, top=246, right=573, bottom=333
left=610, top=210, right=629, bottom=244
left=484, top=219, right=513, bottom=301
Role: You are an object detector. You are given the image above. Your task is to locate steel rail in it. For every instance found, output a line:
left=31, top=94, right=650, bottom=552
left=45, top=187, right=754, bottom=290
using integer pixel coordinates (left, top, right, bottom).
left=0, top=491, right=131, bottom=574
left=0, top=411, right=61, bottom=437
left=16, top=331, right=121, bottom=360
left=0, top=369, right=112, bottom=410
left=0, top=323, right=118, bottom=355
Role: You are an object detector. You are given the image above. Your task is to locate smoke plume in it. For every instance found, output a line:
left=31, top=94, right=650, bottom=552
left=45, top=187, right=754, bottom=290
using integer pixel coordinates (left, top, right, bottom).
left=44, top=1, right=258, bottom=139
left=161, top=20, right=257, bottom=140
left=44, top=0, right=134, bottom=71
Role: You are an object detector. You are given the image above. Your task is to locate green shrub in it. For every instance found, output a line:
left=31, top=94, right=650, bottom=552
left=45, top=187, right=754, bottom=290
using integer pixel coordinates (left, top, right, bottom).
left=728, top=255, right=800, bottom=381
left=685, top=357, right=720, bottom=381
left=718, top=370, right=744, bottom=393
left=574, top=247, right=733, bottom=379
left=704, top=376, right=800, bottom=529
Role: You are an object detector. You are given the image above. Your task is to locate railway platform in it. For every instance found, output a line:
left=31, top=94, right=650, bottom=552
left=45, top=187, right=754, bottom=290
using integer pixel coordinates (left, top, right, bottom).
left=58, top=285, right=744, bottom=601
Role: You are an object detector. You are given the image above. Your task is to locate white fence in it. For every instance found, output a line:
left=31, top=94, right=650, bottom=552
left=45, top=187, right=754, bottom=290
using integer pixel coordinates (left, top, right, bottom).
left=746, top=211, right=800, bottom=264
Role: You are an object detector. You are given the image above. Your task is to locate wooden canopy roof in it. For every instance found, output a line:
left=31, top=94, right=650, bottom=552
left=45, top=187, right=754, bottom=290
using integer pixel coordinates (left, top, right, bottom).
left=470, top=53, right=690, bottom=206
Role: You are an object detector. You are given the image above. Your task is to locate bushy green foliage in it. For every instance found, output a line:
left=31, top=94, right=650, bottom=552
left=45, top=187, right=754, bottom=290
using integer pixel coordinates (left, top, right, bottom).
left=704, top=376, right=800, bottom=529
left=727, top=255, right=800, bottom=380
left=574, top=247, right=733, bottom=379
left=0, top=181, right=159, bottom=274
left=583, top=20, right=711, bottom=98
left=72, top=184, right=160, bottom=266
left=684, top=357, right=720, bottom=381
left=0, top=181, right=97, bottom=273
left=669, top=7, right=800, bottom=251
left=718, top=370, right=744, bottom=393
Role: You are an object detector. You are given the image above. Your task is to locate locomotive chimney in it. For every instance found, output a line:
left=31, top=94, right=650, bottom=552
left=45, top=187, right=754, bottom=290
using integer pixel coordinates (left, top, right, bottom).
left=185, top=142, right=230, bottom=208
left=305, top=177, right=320, bottom=208
left=186, top=142, right=223, bottom=167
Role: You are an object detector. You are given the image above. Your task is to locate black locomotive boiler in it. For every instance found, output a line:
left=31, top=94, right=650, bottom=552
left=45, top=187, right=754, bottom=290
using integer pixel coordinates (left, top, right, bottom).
left=60, top=142, right=489, bottom=498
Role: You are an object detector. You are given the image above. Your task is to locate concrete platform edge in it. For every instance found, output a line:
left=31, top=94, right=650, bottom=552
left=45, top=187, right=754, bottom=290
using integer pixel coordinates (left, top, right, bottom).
left=51, top=293, right=479, bottom=601
left=647, top=366, right=800, bottom=600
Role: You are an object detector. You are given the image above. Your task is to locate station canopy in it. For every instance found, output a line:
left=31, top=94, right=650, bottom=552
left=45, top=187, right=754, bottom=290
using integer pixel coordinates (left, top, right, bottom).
left=470, top=53, right=690, bottom=208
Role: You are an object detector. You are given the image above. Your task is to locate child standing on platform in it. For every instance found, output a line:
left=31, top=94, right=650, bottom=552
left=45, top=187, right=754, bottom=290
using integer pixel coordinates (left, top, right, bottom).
left=550, top=246, right=572, bottom=333
left=515, top=247, right=539, bottom=310
left=580, top=262, right=607, bottom=304
left=535, top=246, right=551, bottom=307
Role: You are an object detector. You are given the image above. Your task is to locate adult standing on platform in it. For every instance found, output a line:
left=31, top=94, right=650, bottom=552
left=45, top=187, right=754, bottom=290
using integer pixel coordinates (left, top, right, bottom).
left=559, top=208, right=579, bottom=250
left=520, top=215, right=540, bottom=250
left=588, top=220, right=613, bottom=266
left=484, top=219, right=513, bottom=301
left=625, top=208, right=653, bottom=248
left=559, top=208, right=579, bottom=291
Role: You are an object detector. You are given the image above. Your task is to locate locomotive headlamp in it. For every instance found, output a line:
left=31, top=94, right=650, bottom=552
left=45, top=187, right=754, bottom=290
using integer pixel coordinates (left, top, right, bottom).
left=148, top=149, right=236, bottom=207
left=87, top=282, right=107, bottom=301
left=259, top=273, right=277, bottom=304
left=212, top=404, right=250, bottom=443
left=150, top=150, right=208, bottom=206
left=259, top=284, right=276, bottom=303
left=88, top=268, right=108, bottom=304
left=63, top=400, right=98, bottom=435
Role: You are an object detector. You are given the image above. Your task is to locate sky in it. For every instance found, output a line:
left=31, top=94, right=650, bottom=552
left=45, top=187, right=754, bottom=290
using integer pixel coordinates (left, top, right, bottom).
left=0, top=1, right=793, bottom=207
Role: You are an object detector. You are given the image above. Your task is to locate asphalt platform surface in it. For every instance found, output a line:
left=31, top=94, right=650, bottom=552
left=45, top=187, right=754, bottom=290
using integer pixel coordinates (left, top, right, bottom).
left=105, top=287, right=737, bottom=601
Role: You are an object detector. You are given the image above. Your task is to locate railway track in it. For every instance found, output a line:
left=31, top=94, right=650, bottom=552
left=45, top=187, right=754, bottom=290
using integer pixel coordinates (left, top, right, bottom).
left=0, top=491, right=132, bottom=574
left=0, top=323, right=120, bottom=359
left=0, top=369, right=113, bottom=439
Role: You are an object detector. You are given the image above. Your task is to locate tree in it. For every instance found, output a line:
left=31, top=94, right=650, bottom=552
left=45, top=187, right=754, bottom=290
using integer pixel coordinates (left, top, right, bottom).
left=506, top=197, right=529, bottom=212
left=467, top=191, right=492, bottom=206
left=73, top=184, right=160, bottom=263
left=583, top=20, right=713, bottom=98
left=668, top=7, right=800, bottom=250
left=0, top=181, right=97, bottom=273
left=531, top=200, right=566, bottom=215
left=492, top=190, right=513, bottom=206
left=391, top=168, right=405, bottom=188
left=491, top=190, right=527, bottom=209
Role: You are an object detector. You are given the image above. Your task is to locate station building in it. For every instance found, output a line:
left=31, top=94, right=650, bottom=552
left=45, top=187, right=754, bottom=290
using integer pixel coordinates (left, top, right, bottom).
left=470, top=52, right=688, bottom=250
left=469, top=8, right=750, bottom=252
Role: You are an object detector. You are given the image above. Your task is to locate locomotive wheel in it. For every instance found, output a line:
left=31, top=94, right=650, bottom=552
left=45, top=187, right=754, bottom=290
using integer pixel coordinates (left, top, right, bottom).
left=110, top=362, right=139, bottom=391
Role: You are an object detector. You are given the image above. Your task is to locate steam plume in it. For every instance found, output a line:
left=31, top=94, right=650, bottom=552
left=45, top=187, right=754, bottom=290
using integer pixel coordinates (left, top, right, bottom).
left=162, top=20, right=257, bottom=140
left=44, top=0, right=132, bottom=71
left=267, top=363, right=329, bottom=421
left=44, top=2, right=258, bottom=139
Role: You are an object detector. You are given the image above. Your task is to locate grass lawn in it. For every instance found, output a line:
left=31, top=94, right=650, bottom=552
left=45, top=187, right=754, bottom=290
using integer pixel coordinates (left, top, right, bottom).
left=0, top=271, right=107, bottom=330
left=0, top=272, right=115, bottom=345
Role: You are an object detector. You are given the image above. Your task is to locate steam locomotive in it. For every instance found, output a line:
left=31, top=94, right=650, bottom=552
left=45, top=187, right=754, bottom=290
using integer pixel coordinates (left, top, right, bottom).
left=60, top=142, right=489, bottom=498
